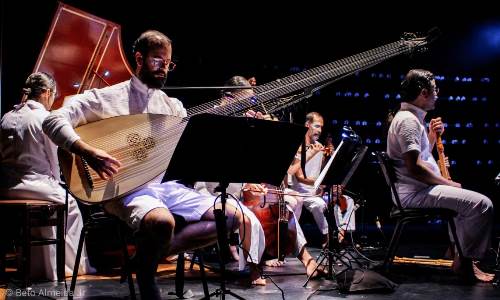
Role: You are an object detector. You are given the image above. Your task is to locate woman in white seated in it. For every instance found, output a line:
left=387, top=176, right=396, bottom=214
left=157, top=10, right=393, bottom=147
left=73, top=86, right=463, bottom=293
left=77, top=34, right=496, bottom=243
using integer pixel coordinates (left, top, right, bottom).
left=0, top=72, right=93, bottom=280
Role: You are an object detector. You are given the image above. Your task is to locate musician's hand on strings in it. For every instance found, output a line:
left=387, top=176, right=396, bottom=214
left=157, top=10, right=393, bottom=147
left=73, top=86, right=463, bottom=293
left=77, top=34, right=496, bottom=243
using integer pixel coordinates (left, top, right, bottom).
left=308, top=143, right=325, bottom=156
left=72, top=139, right=121, bottom=180
left=243, top=183, right=268, bottom=195
left=244, top=109, right=265, bottom=119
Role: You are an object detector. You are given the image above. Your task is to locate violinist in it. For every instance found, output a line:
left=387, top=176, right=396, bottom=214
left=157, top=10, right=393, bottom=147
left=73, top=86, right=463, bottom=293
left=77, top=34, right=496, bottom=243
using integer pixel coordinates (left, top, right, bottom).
left=387, top=69, right=494, bottom=282
left=288, top=112, right=357, bottom=247
left=197, top=75, right=324, bottom=282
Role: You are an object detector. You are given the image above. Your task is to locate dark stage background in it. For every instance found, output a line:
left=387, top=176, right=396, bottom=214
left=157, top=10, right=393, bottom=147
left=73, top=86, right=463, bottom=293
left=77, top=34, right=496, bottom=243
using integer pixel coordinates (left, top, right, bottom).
left=1, top=2, right=499, bottom=241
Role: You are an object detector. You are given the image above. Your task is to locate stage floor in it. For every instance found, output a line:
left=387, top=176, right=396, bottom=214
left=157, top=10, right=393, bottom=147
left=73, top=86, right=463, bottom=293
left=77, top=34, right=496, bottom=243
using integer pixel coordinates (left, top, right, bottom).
left=2, top=246, right=499, bottom=299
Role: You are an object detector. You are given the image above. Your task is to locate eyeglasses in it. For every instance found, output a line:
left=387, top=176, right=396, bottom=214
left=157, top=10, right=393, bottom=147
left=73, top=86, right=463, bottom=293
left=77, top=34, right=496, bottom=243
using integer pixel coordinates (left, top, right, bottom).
left=150, top=57, right=176, bottom=71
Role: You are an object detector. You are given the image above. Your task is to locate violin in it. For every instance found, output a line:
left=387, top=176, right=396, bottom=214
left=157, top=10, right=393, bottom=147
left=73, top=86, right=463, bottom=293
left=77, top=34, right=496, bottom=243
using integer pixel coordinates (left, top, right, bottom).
left=242, top=183, right=296, bottom=261
left=324, top=133, right=335, bottom=156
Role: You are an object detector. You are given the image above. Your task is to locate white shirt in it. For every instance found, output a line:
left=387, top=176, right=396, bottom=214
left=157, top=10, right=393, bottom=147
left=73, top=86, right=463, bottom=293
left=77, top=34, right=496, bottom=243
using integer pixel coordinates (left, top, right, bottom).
left=0, top=100, right=60, bottom=189
left=387, top=102, right=441, bottom=196
left=43, top=76, right=186, bottom=151
left=290, top=145, right=324, bottom=194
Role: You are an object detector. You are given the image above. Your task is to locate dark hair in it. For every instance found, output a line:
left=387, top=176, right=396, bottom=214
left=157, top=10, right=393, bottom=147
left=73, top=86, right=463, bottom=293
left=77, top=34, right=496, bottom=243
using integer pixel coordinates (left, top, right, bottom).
left=305, top=111, right=323, bottom=124
left=21, top=72, right=56, bottom=102
left=220, top=75, right=250, bottom=97
left=400, top=69, right=435, bottom=102
left=132, top=30, right=171, bottom=56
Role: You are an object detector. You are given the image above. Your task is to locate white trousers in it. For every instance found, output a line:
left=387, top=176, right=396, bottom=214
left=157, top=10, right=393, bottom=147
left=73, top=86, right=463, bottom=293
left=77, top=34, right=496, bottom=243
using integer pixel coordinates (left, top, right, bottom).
left=401, top=185, right=493, bottom=259
left=299, top=195, right=356, bottom=235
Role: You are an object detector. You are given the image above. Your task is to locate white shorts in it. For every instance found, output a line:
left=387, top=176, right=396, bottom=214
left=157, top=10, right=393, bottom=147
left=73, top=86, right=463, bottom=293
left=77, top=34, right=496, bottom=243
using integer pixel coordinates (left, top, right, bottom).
left=105, top=181, right=215, bottom=231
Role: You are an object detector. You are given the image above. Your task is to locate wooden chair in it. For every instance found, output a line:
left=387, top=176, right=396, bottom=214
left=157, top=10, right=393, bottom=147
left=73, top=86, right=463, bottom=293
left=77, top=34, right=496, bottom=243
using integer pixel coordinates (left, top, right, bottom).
left=0, top=199, right=65, bottom=287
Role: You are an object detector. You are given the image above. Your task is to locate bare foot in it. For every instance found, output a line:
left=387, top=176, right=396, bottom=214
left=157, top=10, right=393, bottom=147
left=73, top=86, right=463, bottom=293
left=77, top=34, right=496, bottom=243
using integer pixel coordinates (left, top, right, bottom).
left=249, top=264, right=266, bottom=286
left=305, top=257, right=325, bottom=278
left=452, top=256, right=495, bottom=282
left=264, top=259, right=285, bottom=267
left=472, top=261, right=495, bottom=282
left=163, top=254, right=178, bottom=263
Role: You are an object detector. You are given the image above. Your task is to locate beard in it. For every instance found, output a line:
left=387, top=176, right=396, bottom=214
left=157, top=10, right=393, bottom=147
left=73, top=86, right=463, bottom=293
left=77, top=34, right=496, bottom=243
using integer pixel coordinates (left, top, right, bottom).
left=138, top=67, right=167, bottom=89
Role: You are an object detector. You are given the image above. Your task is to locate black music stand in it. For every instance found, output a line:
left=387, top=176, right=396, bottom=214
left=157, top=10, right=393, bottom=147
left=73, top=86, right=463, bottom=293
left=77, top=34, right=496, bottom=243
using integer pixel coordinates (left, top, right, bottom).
left=164, top=113, right=307, bottom=300
left=303, top=139, right=368, bottom=287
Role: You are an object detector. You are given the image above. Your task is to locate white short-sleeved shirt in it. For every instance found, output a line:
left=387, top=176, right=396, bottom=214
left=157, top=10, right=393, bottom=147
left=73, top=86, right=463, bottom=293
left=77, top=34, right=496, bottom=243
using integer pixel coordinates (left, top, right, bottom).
left=387, top=102, right=441, bottom=196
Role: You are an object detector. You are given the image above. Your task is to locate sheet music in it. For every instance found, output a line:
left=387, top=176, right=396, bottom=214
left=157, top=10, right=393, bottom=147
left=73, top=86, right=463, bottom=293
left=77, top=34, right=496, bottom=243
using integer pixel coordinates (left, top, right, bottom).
left=314, top=140, right=344, bottom=190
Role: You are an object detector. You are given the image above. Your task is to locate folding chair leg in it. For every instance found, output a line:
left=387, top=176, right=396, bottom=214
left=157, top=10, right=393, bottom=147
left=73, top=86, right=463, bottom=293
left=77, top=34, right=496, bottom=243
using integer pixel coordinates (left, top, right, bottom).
left=69, top=227, right=87, bottom=299
left=384, top=219, right=405, bottom=270
left=117, top=222, right=136, bottom=299
left=175, top=252, right=185, bottom=298
left=56, top=207, right=65, bottom=282
left=22, top=208, right=31, bottom=288
left=197, top=251, right=209, bottom=298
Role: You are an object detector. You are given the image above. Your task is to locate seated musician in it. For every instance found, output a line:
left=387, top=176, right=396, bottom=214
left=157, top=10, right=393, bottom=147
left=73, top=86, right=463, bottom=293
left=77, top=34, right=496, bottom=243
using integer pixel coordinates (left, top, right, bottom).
left=195, top=181, right=267, bottom=285
left=0, top=72, right=93, bottom=280
left=387, top=69, right=494, bottom=282
left=42, top=31, right=257, bottom=299
left=196, top=76, right=324, bottom=283
left=288, top=112, right=357, bottom=247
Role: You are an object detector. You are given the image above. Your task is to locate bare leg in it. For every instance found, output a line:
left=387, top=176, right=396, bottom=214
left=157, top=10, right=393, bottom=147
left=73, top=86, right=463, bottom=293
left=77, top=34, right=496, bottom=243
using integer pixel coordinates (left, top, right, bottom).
left=236, top=213, right=266, bottom=285
left=136, top=208, right=175, bottom=300
left=249, top=263, right=266, bottom=285
left=264, top=259, right=285, bottom=267
left=167, top=203, right=243, bottom=254
left=167, top=221, right=217, bottom=255
left=229, top=245, right=240, bottom=261
left=452, top=255, right=495, bottom=282
left=297, top=247, right=324, bottom=278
